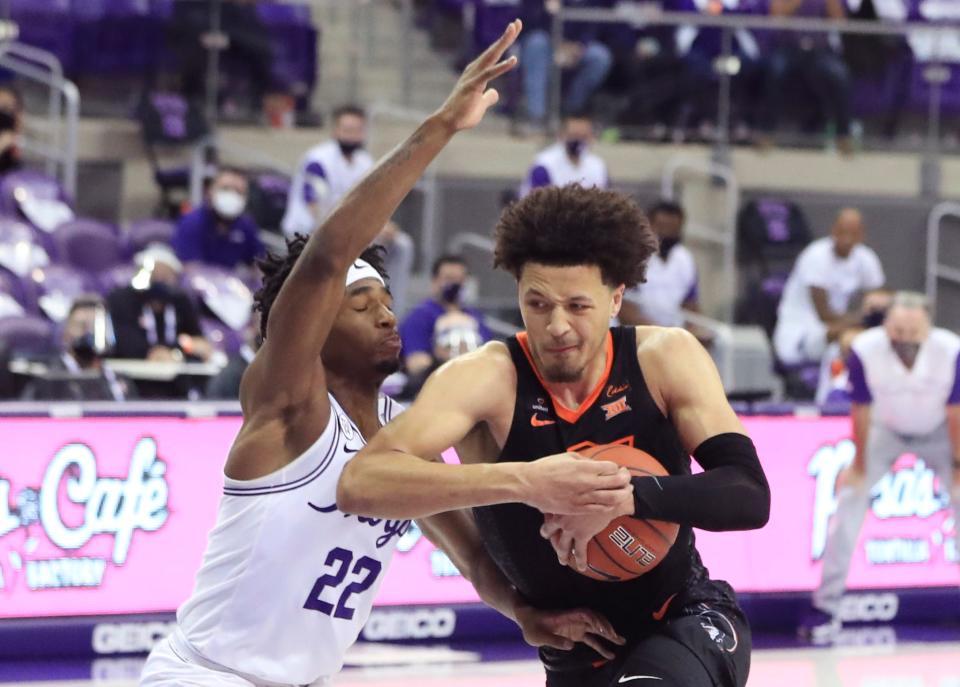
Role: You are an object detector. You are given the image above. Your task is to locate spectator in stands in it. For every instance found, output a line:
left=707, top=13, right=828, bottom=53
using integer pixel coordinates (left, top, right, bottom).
left=519, top=0, right=614, bottom=130
left=108, top=244, right=213, bottom=364
left=282, top=105, right=373, bottom=235
left=800, top=292, right=960, bottom=642
left=399, top=254, right=492, bottom=378
left=620, top=200, right=710, bottom=341
left=374, top=220, right=415, bottom=318
left=167, top=0, right=275, bottom=117
left=21, top=295, right=135, bottom=401
left=172, top=167, right=264, bottom=270
left=0, top=83, right=24, bottom=175
left=520, top=114, right=609, bottom=195
left=773, top=207, right=885, bottom=366
left=759, top=0, right=854, bottom=152
left=400, top=309, right=486, bottom=399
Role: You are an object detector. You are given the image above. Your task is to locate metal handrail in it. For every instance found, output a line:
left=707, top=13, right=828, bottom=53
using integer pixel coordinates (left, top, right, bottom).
left=0, top=41, right=79, bottom=197
left=925, top=201, right=960, bottom=312
left=661, top=155, right=739, bottom=323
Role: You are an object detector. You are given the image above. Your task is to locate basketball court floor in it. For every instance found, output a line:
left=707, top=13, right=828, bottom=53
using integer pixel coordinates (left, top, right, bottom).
left=3, top=627, right=959, bottom=687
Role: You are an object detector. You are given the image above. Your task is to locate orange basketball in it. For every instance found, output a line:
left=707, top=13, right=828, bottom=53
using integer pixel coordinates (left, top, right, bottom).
left=577, top=444, right=679, bottom=582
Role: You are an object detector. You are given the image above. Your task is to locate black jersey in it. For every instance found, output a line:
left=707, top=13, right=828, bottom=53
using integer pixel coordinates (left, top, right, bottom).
left=473, top=326, right=737, bottom=669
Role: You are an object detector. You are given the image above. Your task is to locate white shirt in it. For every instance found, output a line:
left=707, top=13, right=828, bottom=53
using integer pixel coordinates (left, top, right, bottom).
left=624, top=244, right=698, bottom=327
left=282, top=140, right=374, bottom=236
left=849, top=327, right=960, bottom=435
left=777, top=237, right=884, bottom=326
left=520, top=142, right=609, bottom=197
left=177, top=394, right=405, bottom=684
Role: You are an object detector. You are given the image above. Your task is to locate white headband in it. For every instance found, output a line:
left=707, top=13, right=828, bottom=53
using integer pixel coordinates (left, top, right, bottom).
left=346, top=258, right=385, bottom=288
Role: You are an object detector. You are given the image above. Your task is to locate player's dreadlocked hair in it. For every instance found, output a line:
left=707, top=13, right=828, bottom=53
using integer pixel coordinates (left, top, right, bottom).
left=253, top=234, right=389, bottom=340
left=494, top=184, right=658, bottom=288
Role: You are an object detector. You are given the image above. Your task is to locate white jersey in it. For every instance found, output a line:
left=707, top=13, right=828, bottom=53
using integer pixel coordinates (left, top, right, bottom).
left=623, top=244, right=699, bottom=327
left=175, top=394, right=406, bottom=685
left=282, top=140, right=374, bottom=236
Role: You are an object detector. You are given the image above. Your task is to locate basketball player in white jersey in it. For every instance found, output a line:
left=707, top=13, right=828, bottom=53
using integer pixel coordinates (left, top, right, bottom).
left=140, top=21, right=632, bottom=687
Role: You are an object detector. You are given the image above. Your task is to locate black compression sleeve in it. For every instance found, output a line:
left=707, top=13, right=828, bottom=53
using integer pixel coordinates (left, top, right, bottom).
left=631, top=433, right=770, bottom=531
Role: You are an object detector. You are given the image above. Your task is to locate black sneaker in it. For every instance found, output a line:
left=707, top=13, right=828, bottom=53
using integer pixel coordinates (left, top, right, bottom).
left=798, top=606, right=841, bottom=645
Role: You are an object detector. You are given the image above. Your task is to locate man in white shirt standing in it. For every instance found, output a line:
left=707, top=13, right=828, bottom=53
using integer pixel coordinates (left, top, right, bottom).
left=620, top=200, right=702, bottom=331
left=282, top=105, right=374, bottom=236
left=801, top=292, right=960, bottom=640
left=520, top=114, right=609, bottom=196
left=773, top=207, right=885, bottom=365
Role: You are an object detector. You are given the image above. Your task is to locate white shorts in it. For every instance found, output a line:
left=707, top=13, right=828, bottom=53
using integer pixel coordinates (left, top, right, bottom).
left=773, top=318, right=827, bottom=365
left=140, top=635, right=331, bottom=687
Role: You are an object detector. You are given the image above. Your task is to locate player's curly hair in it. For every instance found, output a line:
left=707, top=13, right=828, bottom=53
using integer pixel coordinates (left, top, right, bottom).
left=253, top=235, right=389, bottom=340
left=494, top=184, right=658, bottom=288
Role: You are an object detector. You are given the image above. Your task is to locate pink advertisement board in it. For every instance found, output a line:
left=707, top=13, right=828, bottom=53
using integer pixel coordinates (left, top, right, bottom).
left=0, top=415, right=956, bottom=619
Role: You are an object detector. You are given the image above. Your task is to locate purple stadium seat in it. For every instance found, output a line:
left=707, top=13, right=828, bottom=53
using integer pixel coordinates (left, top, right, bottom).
left=0, top=171, right=75, bottom=247
left=53, top=220, right=124, bottom=274
left=8, top=0, right=77, bottom=75
left=256, top=2, right=319, bottom=100
left=200, top=316, right=244, bottom=356
left=98, top=263, right=139, bottom=295
left=0, top=314, right=57, bottom=356
left=126, top=219, right=176, bottom=255
left=0, top=265, right=31, bottom=315
left=0, top=216, right=50, bottom=278
left=30, top=264, right=96, bottom=323
left=72, top=0, right=159, bottom=76
left=183, top=264, right=253, bottom=332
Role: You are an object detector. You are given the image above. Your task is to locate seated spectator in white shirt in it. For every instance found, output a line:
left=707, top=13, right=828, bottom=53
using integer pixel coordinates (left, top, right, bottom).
left=281, top=104, right=373, bottom=235
left=520, top=114, right=609, bottom=196
left=621, top=201, right=708, bottom=341
left=773, top=207, right=885, bottom=365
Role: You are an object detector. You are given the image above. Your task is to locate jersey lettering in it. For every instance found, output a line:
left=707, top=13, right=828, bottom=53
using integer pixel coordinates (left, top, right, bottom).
left=303, top=546, right=383, bottom=621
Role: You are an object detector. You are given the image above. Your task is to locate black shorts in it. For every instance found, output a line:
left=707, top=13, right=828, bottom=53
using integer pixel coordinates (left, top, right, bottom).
left=544, top=600, right=751, bottom=687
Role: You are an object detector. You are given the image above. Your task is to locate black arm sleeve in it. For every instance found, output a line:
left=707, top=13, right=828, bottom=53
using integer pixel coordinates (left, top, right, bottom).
left=632, top=433, right=770, bottom=531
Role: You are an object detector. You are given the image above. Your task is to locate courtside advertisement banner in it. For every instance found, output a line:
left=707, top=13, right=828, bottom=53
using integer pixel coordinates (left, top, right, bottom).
left=0, top=415, right=957, bottom=619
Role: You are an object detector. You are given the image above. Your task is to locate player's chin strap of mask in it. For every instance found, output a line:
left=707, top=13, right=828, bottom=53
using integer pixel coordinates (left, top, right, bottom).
left=631, top=433, right=770, bottom=531
left=346, top=258, right=385, bottom=287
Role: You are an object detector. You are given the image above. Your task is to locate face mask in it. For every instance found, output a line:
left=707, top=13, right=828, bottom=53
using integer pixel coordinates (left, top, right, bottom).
left=862, top=309, right=887, bottom=328
left=146, top=281, right=175, bottom=302
left=658, top=236, right=680, bottom=259
left=338, top=140, right=364, bottom=157
left=211, top=189, right=246, bottom=220
left=565, top=139, right=586, bottom=159
left=440, top=282, right=463, bottom=304
left=891, top=340, right=920, bottom=367
left=70, top=333, right=98, bottom=366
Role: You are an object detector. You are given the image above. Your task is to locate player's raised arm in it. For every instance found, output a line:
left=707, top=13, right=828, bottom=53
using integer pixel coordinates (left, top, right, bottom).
left=337, top=345, right=631, bottom=518
left=246, top=20, right=522, bottom=414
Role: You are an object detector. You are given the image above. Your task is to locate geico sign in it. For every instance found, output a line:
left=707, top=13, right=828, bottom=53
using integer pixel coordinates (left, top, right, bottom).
left=361, top=608, right=456, bottom=641
left=838, top=593, right=899, bottom=623
left=92, top=621, right=176, bottom=654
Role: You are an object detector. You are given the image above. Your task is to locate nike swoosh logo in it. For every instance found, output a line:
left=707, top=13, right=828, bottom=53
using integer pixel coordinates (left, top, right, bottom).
left=343, top=445, right=362, bottom=453
left=651, top=593, right=677, bottom=621
left=530, top=413, right=556, bottom=427
left=618, top=676, right=663, bottom=683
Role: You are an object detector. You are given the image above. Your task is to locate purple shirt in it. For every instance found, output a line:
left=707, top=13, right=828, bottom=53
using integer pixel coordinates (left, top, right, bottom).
left=399, top=299, right=493, bottom=357
left=172, top=205, right=264, bottom=269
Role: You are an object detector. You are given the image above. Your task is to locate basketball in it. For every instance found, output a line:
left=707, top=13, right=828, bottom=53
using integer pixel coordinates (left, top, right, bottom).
left=577, top=444, right=680, bottom=582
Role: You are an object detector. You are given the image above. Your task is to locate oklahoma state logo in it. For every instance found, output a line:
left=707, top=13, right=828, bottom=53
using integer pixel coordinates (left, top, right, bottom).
left=601, top=396, right=631, bottom=421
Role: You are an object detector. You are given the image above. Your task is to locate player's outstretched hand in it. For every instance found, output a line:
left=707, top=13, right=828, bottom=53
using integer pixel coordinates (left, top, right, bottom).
left=434, top=19, right=521, bottom=133
left=515, top=605, right=626, bottom=660
left=540, top=488, right=633, bottom=572
left=520, top=452, right=632, bottom=515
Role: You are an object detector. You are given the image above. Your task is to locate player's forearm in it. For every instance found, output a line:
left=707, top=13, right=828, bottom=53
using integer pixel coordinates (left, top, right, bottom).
left=417, top=511, right=526, bottom=622
left=300, top=115, right=454, bottom=274
left=631, top=433, right=770, bottom=531
left=337, top=451, right=525, bottom=519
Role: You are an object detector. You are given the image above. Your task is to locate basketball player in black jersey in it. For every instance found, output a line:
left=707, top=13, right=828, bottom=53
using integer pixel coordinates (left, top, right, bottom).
left=340, top=184, right=771, bottom=687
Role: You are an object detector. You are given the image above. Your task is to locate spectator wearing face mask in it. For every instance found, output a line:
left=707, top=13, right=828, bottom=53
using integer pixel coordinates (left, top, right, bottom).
left=0, top=83, right=24, bottom=176
left=620, top=200, right=709, bottom=342
left=21, top=295, right=135, bottom=401
left=171, top=167, right=264, bottom=270
left=399, top=254, right=493, bottom=378
left=520, top=114, right=609, bottom=197
left=281, top=104, right=373, bottom=236
left=107, top=244, right=213, bottom=364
